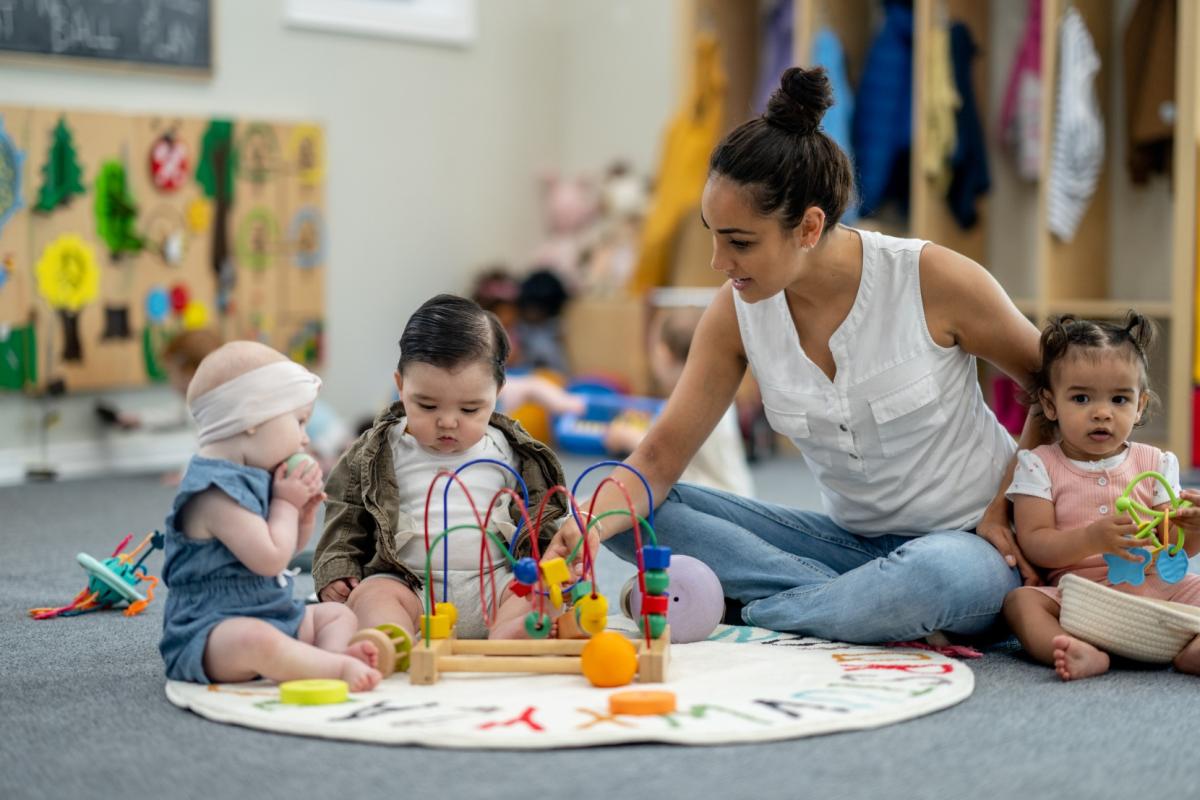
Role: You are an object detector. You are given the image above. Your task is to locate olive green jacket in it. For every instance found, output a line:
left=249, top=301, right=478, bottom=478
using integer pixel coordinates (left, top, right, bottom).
left=313, top=402, right=567, bottom=595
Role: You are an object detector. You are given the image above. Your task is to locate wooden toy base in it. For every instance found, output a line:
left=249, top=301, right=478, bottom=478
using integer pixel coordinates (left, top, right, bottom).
left=410, top=626, right=670, bottom=686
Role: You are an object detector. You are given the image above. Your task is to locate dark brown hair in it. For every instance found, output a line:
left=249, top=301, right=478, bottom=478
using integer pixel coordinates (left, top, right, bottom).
left=1029, top=311, right=1157, bottom=434
left=398, top=294, right=511, bottom=387
left=708, top=66, right=854, bottom=234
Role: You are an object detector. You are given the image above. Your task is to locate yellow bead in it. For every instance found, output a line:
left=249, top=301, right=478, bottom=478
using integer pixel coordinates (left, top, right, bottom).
left=435, top=602, right=458, bottom=629
left=540, top=558, right=570, bottom=585
left=578, top=609, right=608, bottom=635
left=421, top=613, right=451, bottom=639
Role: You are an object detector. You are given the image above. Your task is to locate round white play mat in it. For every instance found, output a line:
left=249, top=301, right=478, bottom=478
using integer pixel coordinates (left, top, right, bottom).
left=165, top=623, right=974, bottom=748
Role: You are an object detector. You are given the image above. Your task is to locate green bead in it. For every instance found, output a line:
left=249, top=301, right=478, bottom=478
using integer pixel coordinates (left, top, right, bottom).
left=524, top=612, right=552, bottom=638
left=644, top=569, right=669, bottom=595
left=637, top=613, right=668, bottom=639
left=569, top=580, right=593, bottom=604
left=1115, top=497, right=1131, bottom=512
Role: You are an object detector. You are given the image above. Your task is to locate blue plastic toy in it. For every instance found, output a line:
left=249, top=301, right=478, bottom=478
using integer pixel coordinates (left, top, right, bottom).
left=554, top=392, right=664, bottom=455
left=30, top=531, right=164, bottom=619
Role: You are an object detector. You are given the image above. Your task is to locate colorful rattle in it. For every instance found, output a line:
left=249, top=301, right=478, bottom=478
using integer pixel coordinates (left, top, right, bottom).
left=30, top=531, right=164, bottom=619
left=1105, top=471, right=1191, bottom=586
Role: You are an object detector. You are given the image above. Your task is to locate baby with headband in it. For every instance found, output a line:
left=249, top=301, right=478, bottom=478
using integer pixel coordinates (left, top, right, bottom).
left=314, top=294, right=570, bottom=640
left=159, top=341, right=381, bottom=690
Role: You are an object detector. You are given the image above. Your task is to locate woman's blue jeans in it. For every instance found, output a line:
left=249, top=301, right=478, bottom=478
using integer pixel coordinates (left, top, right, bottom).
left=604, top=483, right=1020, bottom=643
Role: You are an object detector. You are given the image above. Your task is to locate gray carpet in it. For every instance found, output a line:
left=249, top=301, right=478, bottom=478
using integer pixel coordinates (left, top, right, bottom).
left=3, top=462, right=1199, bottom=800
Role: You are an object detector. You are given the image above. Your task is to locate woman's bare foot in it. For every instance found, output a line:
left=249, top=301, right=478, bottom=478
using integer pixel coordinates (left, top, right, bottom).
left=339, top=657, right=382, bottom=692
left=1172, top=635, right=1200, bottom=675
left=1052, top=634, right=1110, bottom=681
left=345, top=639, right=380, bottom=670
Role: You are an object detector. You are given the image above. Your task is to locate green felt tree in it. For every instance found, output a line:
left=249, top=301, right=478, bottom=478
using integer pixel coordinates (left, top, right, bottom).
left=196, top=120, right=236, bottom=290
left=35, top=118, right=85, bottom=213
left=94, top=160, right=144, bottom=257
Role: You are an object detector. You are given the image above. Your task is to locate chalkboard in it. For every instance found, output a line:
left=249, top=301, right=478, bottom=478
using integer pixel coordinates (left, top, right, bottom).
left=0, top=0, right=212, bottom=73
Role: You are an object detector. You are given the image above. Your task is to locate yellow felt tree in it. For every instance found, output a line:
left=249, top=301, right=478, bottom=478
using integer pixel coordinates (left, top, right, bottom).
left=36, top=234, right=99, bottom=362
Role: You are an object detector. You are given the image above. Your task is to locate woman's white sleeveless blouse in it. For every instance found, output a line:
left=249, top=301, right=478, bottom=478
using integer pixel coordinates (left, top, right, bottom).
left=733, top=229, right=1016, bottom=535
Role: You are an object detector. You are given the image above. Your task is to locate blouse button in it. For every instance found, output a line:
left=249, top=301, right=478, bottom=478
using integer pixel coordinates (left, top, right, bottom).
left=840, top=424, right=849, bottom=432
left=1099, top=505, right=1109, bottom=514
left=1098, top=477, right=1108, bottom=487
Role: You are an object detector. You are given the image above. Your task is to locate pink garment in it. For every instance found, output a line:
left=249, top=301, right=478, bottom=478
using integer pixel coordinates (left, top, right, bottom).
left=999, top=0, right=1042, bottom=179
left=1027, top=442, right=1198, bottom=606
left=990, top=375, right=1027, bottom=436
left=1032, top=573, right=1200, bottom=607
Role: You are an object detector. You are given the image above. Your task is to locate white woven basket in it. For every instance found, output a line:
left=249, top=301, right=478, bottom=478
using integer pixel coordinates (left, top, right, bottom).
left=1059, top=573, right=1200, bottom=663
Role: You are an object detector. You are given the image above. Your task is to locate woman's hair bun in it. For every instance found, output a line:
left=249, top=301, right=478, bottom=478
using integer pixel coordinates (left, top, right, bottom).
left=765, top=66, right=833, bottom=136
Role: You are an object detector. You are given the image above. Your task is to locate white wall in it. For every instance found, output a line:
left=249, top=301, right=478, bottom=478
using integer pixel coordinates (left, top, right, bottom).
left=0, top=0, right=679, bottom=482
left=560, top=0, right=675, bottom=176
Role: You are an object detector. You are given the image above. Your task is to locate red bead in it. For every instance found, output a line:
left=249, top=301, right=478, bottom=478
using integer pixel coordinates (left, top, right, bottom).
left=641, top=593, right=669, bottom=615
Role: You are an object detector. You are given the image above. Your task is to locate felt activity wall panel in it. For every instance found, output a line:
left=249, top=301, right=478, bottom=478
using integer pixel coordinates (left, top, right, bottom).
left=28, top=108, right=140, bottom=391
left=0, top=105, right=326, bottom=393
left=277, top=123, right=326, bottom=367
left=227, top=121, right=287, bottom=352
left=0, top=107, right=35, bottom=391
left=129, top=115, right=216, bottom=381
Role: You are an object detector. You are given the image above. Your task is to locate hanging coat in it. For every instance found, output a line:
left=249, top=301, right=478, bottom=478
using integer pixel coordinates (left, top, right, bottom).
left=630, top=34, right=725, bottom=292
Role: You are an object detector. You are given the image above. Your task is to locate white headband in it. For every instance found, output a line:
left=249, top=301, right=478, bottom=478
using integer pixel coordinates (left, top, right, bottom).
left=190, top=361, right=321, bottom=446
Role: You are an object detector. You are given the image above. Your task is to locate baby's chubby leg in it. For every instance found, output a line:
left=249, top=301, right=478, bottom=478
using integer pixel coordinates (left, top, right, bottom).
left=346, top=575, right=422, bottom=635
left=1003, top=587, right=1109, bottom=681
left=203, top=617, right=381, bottom=692
left=298, top=602, right=379, bottom=669
left=1174, top=635, right=1200, bottom=675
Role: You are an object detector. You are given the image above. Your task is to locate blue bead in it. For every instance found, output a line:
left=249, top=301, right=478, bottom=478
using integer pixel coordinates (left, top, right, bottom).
left=513, top=557, right=538, bottom=585
left=642, top=545, right=671, bottom=570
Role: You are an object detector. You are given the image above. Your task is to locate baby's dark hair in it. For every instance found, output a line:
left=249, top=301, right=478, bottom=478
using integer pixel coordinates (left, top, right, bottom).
left=397, top=294, right=510, bottom=387
left=708, top=66, right=855, bottom=234
left=1029, top=311, right=1157, bottom=434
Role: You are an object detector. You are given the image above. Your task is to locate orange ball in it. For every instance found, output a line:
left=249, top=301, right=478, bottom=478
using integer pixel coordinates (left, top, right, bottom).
left=580, top=631, right=638, bottom=687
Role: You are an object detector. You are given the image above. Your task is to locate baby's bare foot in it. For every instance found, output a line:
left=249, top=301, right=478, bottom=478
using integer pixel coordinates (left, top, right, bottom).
left=1172, top=635, right=1200, bottom=675
left=345, top=639, right=379, bottom=670
left=1052, top=634, right=1110, bottom=681
left=340, top=657, right=382, bottom=692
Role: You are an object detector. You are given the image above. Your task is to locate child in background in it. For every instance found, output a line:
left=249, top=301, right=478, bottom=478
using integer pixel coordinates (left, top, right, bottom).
left=314, top=295, right=569, bottom=640
left=102, top=329, right=224, bottom=431
left=514, top=269, right=571, bottom=374
left=160, top=341, right=380, bottom=691
left=605, top=307, right=754, bottom=497
left=1003, top=313, right=1200, bottom=681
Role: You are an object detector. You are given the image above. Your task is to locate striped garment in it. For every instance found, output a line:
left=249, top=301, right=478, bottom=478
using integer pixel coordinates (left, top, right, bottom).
left=1048, top=7, right=1104, bottom=241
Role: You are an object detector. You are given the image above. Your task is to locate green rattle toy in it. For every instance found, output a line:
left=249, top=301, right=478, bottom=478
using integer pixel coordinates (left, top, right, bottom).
left=1106, top=471, right=1191, bottom=586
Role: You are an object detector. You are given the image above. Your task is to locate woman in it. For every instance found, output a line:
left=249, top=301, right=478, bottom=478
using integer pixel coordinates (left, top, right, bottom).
left=545, top=67, right=1042, bottom=643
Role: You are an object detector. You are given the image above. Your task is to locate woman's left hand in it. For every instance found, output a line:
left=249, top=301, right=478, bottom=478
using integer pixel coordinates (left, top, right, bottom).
left=976, top=507, right=1041, bottom=586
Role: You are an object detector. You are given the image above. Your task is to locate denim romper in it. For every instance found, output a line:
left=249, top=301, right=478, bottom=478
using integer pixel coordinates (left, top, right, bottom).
left=159, top=456, right=306, bottom=683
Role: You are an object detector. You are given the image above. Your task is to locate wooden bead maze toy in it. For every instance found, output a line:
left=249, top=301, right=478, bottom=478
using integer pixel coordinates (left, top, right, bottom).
left=394, top=460, right=673, bottom=687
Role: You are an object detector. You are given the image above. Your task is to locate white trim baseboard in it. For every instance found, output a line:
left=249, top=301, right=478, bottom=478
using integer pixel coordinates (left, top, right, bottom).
left=0, top=431, right=195, bottom=485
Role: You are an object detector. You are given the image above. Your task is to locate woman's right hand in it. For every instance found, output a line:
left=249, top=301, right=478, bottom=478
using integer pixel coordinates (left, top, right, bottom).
left=319, top=577, right=358, bottom=603
left=1086, top=516, right=1143, bottom=560
left=542, top=516, right=601, bottom=573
